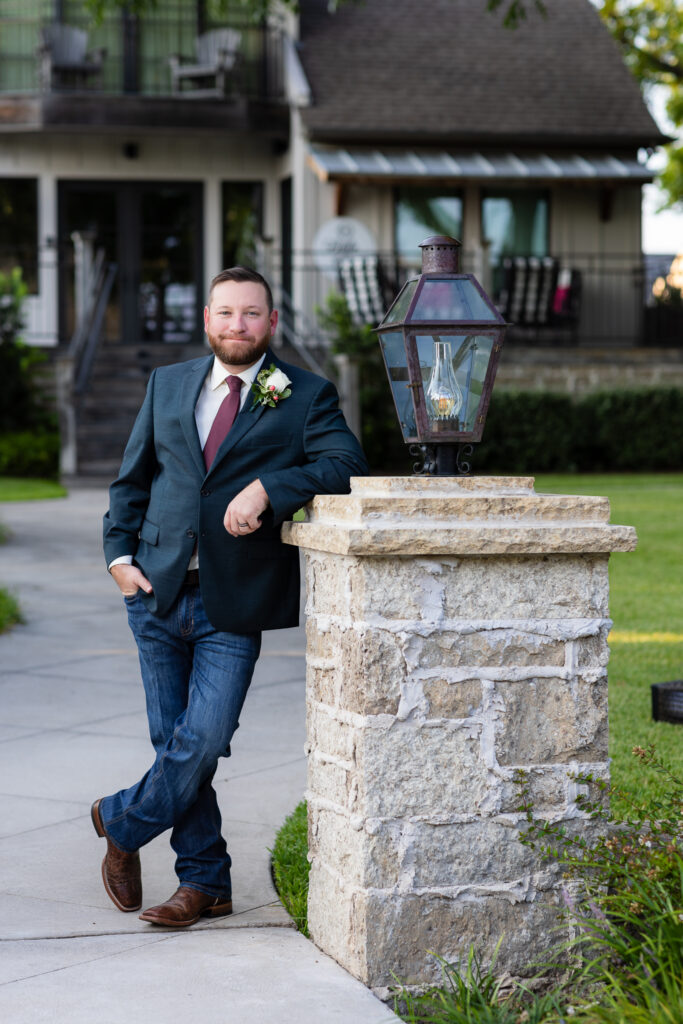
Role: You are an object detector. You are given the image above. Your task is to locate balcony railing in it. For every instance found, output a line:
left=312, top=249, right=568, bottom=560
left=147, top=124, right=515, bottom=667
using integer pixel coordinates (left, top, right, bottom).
left=0, top=12, right=285, bottom=101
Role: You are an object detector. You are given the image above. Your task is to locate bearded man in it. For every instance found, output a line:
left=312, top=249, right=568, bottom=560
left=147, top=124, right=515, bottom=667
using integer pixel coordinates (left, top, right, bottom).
left=93, top=266, right=367, bottom=927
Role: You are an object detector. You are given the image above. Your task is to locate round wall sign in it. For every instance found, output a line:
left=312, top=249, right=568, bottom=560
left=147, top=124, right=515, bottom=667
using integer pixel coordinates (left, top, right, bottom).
left=312, top=217, right=377, bottom=279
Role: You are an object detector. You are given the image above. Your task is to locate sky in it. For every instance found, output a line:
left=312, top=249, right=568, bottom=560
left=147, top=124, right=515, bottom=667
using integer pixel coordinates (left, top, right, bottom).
left=641, top=87, right=682, bottom=256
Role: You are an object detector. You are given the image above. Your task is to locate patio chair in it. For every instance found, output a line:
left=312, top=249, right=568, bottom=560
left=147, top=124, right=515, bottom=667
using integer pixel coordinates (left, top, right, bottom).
left=338, top=255, right=396, bottom=327
left=168, top=29, right=242, bottom=97
left=38, top=23, right=106, bottom=92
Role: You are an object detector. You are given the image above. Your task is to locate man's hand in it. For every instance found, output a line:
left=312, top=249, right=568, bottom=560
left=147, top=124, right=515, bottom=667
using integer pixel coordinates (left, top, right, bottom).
left=224, top=479, right=270, bottom=537
left=110, top=563, right=154, bottom=597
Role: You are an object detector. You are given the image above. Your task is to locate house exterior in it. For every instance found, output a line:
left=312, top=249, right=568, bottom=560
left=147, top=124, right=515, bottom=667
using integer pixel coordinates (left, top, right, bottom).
left=0, top=0, right=670, bottom=472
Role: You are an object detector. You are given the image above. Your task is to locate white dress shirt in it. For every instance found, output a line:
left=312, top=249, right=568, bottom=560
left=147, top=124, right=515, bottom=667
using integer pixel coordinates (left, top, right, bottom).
left=109, top=353, right=267, bottom=573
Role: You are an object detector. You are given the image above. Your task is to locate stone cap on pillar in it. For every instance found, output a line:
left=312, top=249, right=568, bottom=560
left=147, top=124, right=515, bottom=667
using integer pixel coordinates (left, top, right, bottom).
left=281, top=476, right=637, bottom=556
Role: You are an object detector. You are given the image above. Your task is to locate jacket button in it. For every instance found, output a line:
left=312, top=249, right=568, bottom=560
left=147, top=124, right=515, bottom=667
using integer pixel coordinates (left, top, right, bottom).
left=186, top=529, right=196, bottom=538
left=201, top=488, right=211, bottom=497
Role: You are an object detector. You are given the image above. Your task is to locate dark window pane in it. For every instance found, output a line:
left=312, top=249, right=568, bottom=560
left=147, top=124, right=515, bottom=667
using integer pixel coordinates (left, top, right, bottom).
left=395, top=188, right=462, bottom=263
left=482, top=189, right=549, bottom=296
left=222, top=181, right=264, bottom=268
left=482, top=190, right=549, bottom=263
left=0, top=178, right=38, bottom=293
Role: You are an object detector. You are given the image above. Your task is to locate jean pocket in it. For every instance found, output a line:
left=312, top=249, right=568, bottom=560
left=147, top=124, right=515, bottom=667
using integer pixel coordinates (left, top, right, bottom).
left=123, top=591, right=140, bottom=604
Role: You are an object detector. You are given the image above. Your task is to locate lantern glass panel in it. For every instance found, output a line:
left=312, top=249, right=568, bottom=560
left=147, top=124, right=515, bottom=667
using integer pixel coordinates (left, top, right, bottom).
left=379, top=278, right=418, bottom=326
left=417, top=334, right=495, bottom=431
left=411, top=278, right=498, bottom=322
left=377, top=329, right=417, bottom=440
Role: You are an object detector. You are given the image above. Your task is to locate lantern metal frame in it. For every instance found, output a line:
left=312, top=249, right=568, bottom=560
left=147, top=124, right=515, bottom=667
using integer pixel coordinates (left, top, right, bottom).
left=374, top=236, right=509, bottom=475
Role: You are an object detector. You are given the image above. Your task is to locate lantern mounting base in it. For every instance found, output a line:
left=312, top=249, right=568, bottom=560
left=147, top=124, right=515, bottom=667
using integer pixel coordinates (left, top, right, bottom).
left=410, top=443, right=474, bottom=477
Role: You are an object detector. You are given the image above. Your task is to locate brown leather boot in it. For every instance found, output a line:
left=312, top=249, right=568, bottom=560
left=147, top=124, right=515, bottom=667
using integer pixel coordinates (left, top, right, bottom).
left=139, top=886, right=233, bottom=927
left=91, top=799, right=142, bottom=912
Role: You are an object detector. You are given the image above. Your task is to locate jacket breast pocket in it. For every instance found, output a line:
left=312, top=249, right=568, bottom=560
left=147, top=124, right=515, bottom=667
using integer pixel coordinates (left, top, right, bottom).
left=139, top=518, right=159, bottom=546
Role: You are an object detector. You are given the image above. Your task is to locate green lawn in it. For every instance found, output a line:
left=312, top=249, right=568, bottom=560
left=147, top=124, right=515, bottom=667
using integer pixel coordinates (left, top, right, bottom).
left=536, top=473, right=683, bottom=809
left=0, top=477, right=67, bottom=501
left=0, top=476, right=67, bottom=630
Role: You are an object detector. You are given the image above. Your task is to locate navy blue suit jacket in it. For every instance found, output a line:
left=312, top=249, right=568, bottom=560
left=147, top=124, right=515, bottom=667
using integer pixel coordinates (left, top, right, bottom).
left=103, top=350, right=368, bottom=632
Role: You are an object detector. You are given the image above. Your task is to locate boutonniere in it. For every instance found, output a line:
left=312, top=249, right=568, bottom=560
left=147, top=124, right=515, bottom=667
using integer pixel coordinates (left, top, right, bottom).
left=250, top=364, right=292, bottom=410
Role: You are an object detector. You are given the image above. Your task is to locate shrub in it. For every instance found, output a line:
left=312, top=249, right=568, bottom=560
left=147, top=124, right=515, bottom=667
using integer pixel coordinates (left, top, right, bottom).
left=476, top=388, right=683, bottom=475
left=516, top=745, right=683, bottom=1016
left=0, top=267, right=53, bottom=434
left=0, top=430, right=60, bottom=479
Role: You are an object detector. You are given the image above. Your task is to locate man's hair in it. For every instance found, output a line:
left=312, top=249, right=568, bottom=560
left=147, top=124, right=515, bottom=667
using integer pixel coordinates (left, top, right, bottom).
left=208, top=267, right=274, bottom=313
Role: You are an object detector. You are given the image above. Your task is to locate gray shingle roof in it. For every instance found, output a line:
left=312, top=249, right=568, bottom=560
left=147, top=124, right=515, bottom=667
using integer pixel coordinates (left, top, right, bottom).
left=298, top=0, right=665, bottom=148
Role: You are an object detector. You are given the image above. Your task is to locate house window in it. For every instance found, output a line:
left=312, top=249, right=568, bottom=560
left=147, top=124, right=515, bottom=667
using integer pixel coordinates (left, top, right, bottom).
left=395, top=187, right=463, bottom=265
left=481, top=189, right=549, bottom=263
left=0, top=178, right=38, bottom=294
left=222, top=182, right=264, bottom=269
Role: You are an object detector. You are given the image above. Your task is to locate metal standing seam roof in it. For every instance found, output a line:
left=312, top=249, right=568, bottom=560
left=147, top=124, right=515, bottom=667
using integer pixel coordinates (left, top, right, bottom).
left=307, top=146, right=656, bottom=183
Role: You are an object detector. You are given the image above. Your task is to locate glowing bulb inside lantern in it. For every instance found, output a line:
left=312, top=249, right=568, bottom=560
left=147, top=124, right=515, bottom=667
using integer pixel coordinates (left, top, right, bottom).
left=426, top=340, right=462, bottom=422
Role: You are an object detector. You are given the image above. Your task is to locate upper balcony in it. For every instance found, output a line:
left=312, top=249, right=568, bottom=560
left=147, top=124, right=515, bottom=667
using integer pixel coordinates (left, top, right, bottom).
left=0, top=6, right=289, bottom=142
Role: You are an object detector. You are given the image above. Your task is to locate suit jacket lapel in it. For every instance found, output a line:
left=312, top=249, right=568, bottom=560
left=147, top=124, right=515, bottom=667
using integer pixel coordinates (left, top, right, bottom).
left=180, top=355, right=213, bottom=477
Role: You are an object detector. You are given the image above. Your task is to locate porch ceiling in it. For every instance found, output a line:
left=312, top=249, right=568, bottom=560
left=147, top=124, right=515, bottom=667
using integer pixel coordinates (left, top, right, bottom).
left=307, top=146, right=655, bottom=185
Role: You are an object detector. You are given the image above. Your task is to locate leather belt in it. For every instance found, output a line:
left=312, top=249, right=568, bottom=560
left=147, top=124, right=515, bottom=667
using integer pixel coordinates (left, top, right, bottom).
left=184, top=568, right=200, bottom=587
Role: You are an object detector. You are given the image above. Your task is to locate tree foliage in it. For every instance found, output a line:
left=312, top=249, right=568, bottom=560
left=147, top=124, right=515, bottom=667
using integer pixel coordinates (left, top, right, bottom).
left=600, top=0, right=683, bottom=209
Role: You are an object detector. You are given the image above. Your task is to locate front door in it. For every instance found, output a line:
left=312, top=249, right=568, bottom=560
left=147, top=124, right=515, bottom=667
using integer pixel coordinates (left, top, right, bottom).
left=58, top=180, right=204, bottom=345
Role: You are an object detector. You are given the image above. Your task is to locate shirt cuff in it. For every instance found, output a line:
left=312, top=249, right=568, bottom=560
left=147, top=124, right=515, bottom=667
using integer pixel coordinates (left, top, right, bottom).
left=108, top=555, right=134, bottom=572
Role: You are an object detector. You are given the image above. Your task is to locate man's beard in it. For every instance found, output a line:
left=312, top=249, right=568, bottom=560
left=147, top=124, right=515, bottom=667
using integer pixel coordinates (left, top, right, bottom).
left=207, top=328, right=270, bottom=368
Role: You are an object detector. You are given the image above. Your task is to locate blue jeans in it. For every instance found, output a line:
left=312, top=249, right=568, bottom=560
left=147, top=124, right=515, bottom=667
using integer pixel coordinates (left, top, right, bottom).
left=99, top=584, right=260, bottom=899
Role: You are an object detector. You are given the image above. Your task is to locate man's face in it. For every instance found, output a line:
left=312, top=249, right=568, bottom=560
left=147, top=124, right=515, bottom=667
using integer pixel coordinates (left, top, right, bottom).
left=204, top=280, right=278, bottom=369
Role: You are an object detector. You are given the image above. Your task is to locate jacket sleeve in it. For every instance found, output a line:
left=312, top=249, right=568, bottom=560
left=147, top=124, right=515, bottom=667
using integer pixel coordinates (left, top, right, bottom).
left=102, top=369, right=159, bottom=566
left=258, top=378, right=368, bottom=524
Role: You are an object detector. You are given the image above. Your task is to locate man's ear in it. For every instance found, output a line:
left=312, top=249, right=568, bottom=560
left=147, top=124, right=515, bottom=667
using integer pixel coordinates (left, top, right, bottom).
left=203, top=306, right=210, bottom=333
left=269, top=309, right=279, bottom=336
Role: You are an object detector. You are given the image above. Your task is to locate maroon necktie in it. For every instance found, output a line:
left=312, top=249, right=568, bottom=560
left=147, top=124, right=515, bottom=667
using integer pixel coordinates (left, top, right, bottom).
left=203, top=375, right=243, bottom=470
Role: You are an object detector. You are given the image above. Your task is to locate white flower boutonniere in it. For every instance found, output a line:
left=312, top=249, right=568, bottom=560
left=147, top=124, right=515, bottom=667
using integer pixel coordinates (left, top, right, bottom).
left=250, top=364, right=292, bottom=410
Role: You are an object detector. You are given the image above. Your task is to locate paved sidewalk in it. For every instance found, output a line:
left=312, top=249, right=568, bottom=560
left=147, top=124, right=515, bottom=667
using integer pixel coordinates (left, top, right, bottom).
left=0, top=489, right=398, bottom=1023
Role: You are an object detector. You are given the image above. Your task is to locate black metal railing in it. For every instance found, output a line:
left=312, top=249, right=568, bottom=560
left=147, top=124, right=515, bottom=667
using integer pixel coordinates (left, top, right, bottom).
left=260, top=248, right=681, bottom=348
left=0, top=12, right=285, bottom=101
left=3, top=244, right=680, bottom=350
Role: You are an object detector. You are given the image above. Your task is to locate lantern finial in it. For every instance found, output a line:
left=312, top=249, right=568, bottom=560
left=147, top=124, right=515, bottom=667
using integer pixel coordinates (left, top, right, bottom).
left=419, top=235, right=461, bottom=273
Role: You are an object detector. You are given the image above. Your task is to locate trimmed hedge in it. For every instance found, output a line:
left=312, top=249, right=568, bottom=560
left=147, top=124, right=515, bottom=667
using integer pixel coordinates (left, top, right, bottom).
left=0, top=430, right=60, bottom=479
left=372, top=387, right=683, bottom=475
left=475, top=387, right=683, bottom=474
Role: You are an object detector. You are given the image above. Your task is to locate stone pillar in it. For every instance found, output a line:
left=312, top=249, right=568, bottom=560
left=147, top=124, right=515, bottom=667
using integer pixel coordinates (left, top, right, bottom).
left=281, top=476, right=636, bottom=997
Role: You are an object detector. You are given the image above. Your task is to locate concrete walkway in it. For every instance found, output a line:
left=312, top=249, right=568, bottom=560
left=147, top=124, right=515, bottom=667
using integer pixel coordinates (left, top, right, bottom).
left=0, top=489, right=399, bottom=1023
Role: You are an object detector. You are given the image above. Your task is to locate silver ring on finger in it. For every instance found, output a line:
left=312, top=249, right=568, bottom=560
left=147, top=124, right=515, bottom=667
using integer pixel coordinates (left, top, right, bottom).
left=238, top=522, right=249, bottom=529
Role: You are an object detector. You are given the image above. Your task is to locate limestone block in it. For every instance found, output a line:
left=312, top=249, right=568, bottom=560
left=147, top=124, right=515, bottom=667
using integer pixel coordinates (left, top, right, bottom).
left=308, top=803, right=400, bottom=889
left=338, top=626, right=405, bottom=716
left=390, top=819, right=540, bottom=890
left=497, top=764, right=584, bottom=815
left=423, top=678, right=482, bottom=719
left=350, top=557, right=445, bottom=621
left=363, top=891, right=566, bottom=989
left=573, top=629, right=611, bottom=669
left=304, top=553, right=356, bottom=618
left=306, top=616, right=343, bottom=660
left=494, top=676, right=608, bottom=765
left=306, top=660, right=336, bottom=706
left=308, top=755, right=351, bottom=808
left=307, top=706, right=357, bottom=762
left=357, top=722, right=490, bottom=819
left=307, top=860, right=365, bottom=980
left=440, top=556, right=611, bottom=621
left=402, top=628, right=566, bottom=671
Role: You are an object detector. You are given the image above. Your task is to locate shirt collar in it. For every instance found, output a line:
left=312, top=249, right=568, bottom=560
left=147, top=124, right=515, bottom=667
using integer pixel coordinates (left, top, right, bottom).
left=209, top=352, right=267, bottom=391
